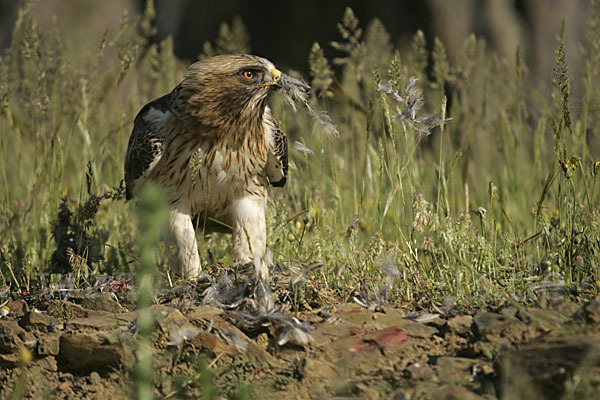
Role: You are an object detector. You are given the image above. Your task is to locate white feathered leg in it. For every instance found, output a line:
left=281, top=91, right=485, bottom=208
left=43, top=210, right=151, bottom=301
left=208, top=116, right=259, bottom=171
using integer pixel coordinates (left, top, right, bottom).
left=166, top=207, right=201, bottom=279
left=230, top=195, right=268, bottom=281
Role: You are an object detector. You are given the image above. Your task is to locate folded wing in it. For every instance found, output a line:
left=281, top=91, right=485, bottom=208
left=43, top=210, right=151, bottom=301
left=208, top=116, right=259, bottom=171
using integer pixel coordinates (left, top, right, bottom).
left=124, top=94, right=170, bottom=200
left=263, top=108, right=288, bottom=187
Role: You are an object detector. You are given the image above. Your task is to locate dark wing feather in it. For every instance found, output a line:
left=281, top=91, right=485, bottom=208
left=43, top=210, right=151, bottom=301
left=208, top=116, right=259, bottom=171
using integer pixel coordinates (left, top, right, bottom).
left=124, top=94, right=170, bottom=200
left=264, top=112, right=288, bottom=187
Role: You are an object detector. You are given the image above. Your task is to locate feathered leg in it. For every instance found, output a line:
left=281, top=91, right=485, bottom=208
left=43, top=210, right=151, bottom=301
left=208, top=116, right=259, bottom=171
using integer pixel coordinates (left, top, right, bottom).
left=230, top=195, right=268, bottom=281
left=166, top=207, right=201, bottom=278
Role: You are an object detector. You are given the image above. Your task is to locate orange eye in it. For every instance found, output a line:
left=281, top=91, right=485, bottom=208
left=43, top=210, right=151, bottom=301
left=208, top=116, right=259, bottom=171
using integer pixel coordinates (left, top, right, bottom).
left=243, top=70, right=254, bottom=79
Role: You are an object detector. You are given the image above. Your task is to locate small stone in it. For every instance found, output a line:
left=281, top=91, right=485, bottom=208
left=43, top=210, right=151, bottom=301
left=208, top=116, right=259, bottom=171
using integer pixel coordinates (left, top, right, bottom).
left=36, top=355, right=58, bottom=372
left=6, top=300, right=28, bottom=317
left=152, top=305, right=193, bottom=334
left=398, top=319, right=438, bottom=339
left=58, top=380, right=72, bottom=392
left=405, top=362, right=435, bottom=380
left=302, top=358, right=338, bottom=382
left=256, top=332, right=269, bottom=348
left=0, top=320, right=34, bottom=352
left=520, top=308, right=565, bottom=332
left=356, top=382, right=381, bottom=400
left=20, top=308, right=53, bottom=332
left=58, top=333, right=134, bottom=372
left=89, top=371, right=102, bottom=385
left=473, top=311, right=513, bottom=336
left=0, top=352, right=21, bottom=368
left=45, top=300, right=89, bottom=319
left=501, top=306, right=518, bottom=319
left=425, top=317, right=447, bottom=330
left=481, top=363, right=494, bottom=375
left=435, top=356, right=476, bottom=382
left=447, top=315, right=473, bottom=336
left=76, top=292, right=126, bottom=313
left=584, top=298, right=600, bottom=324
left=498, top=339, right=513, bottom=351
left=185, top=305, right=223, bottom=324
left=37, top=332, right=61, bottom=355
left=66, top=316, right=123, bottom=332
left=430, top=385, right=483, bottom=400
left=502, top=335, right=600, bottom=399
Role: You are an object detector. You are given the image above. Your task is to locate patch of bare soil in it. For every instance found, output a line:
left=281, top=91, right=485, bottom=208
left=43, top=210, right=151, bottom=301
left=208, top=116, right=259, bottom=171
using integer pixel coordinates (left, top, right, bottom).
left=1, top=276, right=600, bottom=399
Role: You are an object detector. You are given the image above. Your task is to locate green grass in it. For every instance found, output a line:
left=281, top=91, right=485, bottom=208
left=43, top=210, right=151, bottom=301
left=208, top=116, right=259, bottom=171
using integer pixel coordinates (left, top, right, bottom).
left=1, top=3, right=599, bottom=309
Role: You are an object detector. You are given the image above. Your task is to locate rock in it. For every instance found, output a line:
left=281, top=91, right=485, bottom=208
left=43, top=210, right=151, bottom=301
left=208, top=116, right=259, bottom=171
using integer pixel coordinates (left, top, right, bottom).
left=189, top=331, right=230, bottom=354
left=37, top=332, right=61, bottom=355
left=116, top=311, right=138, bottom=324
left=429, top=384, right=483, bottom=400
left=190, top=330, right=281, bottom=368
left=256, top=332, right=269, bottom=348
left=476, top=311, right=526, bottom=345
left=46, top=300, right=91, bottom=319
left=58, top=333, right=134, bottom=372
left=356, top=382, right=381, bottom=400
left=447, top=315, right=473, bottom=336
left=0, top=320, right=35, bottom=352
left=426, top=316, right=447, bottom=330
left=5, top=299, right=28, bottom=317
left=397, top=319, right=438, bottom=339
left=189, top=306, right=283, bottom=368
left=20, top=308, right=54, bottom=332
left=66, top=316, right=124, bottom=332
left=152, top=305, right=193, bottom=333
left=89, top=371, right=102, bottom=385
left=434, top=356, right=476, bottom=382
left=35, top=355, right=58, bottom=372
left=473, top=311, right=515, bottom=336
left=64, top=310, right=136, bottom=333
left=471, top=339, right=512, bottom=358
left=584, top=297, right=600, bottom=324
left=502, top=334, right=600, bottom=399
left=185, top=305, right=224, bottom=325
left=70, top=292, right=127, bottom=313
left=405, top=362, right=435, bottom=380
left=0, top=352, right=21, bottom=368
left=519, top=307, right=568, bottom=332
left=301, top=358, right=338, bottom=382
left=151, top=305, right=203, bottom=346
left=348, top=327, right=409, bottom=353
left=501, top=306, right=518, bottom=319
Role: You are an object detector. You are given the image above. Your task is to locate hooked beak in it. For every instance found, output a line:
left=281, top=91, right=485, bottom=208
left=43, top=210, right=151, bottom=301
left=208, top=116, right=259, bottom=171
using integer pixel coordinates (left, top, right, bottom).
left=260, top=68, right=282, bottom=89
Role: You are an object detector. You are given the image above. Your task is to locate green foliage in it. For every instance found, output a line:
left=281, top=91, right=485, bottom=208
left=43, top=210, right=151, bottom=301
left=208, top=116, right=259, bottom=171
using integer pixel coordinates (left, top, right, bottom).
left=1, top=4, right=600, bottom=315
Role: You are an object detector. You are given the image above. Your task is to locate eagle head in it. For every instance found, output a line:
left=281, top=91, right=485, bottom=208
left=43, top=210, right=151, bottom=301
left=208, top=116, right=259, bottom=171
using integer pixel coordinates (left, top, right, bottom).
left=171, top=54, right=283, bottom=129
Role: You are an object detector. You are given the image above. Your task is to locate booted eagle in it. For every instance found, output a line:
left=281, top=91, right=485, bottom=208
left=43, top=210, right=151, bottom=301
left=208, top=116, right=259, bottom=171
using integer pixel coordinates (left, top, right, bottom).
left=125, top=54, right=288, bottom=281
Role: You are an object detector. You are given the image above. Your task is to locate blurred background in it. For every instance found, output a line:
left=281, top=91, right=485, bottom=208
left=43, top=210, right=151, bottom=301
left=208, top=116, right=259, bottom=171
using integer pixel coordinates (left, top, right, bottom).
left=0, top=0, right=591, bottom=94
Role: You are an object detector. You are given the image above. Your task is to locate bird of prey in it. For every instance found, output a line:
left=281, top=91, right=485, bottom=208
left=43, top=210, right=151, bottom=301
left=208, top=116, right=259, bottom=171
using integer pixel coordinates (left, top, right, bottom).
left=124, top=54, right=288, bottom=282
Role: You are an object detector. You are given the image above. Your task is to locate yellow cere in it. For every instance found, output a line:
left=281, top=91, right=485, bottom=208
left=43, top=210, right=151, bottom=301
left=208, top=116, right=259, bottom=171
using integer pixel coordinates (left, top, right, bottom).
left=272, top=69, right=281, bottom=82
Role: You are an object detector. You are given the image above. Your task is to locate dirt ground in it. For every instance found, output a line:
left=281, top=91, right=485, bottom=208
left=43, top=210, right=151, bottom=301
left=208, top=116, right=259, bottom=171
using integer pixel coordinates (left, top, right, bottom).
left=1, top=275, right=600, bottom=400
